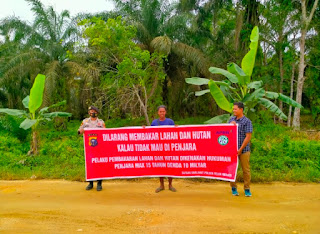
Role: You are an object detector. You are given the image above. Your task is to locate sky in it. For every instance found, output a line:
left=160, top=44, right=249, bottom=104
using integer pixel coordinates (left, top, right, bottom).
left=0, top=0, right=115, bottom=23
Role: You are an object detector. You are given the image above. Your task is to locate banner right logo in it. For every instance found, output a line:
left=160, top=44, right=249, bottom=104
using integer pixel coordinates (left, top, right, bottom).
left=218, top=135, right=229, bottom=146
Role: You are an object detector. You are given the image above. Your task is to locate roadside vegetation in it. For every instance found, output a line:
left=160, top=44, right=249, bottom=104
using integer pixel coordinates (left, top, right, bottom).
left=1, top=115, right=319, bottom=183
left=1, top=0, right=319, bottom=183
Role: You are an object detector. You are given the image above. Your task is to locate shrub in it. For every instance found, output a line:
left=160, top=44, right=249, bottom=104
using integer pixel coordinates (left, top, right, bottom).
left=0, top=115, right=30, bottom=141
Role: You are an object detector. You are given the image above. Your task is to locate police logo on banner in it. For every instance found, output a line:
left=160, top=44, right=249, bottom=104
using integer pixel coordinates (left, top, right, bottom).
left=88, top=134, right=98, bottom=147
left=218, top=135, right=229, bottom=146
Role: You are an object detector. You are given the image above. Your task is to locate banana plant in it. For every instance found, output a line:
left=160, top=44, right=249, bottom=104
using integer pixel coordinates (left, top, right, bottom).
left=185, top=26, right=302, bottom=124
left=0, top=74, right=72, bottom=155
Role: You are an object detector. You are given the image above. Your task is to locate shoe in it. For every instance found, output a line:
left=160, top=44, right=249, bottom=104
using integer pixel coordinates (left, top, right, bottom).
left=97, top=181, right=102, bottom=191
left=86, top=182, right=93, bottom=190
left=231, top=187, right=239, bottom=196
left=245, top=189, right=252, bottom=197
left=96, top=184, right=102, bottom=191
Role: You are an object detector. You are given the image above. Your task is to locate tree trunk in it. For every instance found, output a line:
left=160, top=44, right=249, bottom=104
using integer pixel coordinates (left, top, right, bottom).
left=292, top=28, right=307, bottom=130
left=133, top=85, right=150, bottom=126
left=292, top=0, right=319, bottom=130
left=279, top=49, right=284, bottom=123
left=141, top=103, right=150, bottom=126
left=8, top=94, right=14, bottom=109
left=234, top=3, right=243, bottom=52
left=287, top=61, right=295, bottom=127
left=263, top=41, right=267, bottom=66
left=28, top=130, right=39, bottom=155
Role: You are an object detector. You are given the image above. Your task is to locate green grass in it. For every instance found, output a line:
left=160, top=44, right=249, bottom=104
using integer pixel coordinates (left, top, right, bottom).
left=0, top=117, right=319, bottom=182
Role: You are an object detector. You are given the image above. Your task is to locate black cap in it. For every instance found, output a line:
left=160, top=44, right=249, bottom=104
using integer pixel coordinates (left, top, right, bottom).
left=88, top=106, right=99, bottom=113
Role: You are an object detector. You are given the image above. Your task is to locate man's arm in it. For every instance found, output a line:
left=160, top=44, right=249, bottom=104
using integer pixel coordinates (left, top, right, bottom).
left=170, top=119, right=177, bottom=127
left=229, top=116, right=236, bottom=125
left=78, top=128, right=84, bottom=135
left=78, top=121, right=85, bottom=135
left=238, top=132, right=252, bottom=155
left=101, top=120, right=106, bottom=128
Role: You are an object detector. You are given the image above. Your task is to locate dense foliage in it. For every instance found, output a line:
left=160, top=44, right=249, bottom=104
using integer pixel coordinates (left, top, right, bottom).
left=0, top=0, right=318, bottom=128
left=186, top=26, right=302, bottom=124
left=0, top=74, right=72, bottom=154
left=79, top=17, right=166, bottom=125
left=0, top=118, right=319, bottom=182
left=0, top=0, right=319, bottom=182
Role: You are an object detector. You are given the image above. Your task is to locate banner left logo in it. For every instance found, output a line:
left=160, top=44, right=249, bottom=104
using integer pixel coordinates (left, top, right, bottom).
left=88, top=134, right=98, bottom=147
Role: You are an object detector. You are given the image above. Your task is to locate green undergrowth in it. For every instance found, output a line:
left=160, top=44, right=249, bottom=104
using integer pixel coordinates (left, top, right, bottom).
left=0, top=117, right=319, bottom=183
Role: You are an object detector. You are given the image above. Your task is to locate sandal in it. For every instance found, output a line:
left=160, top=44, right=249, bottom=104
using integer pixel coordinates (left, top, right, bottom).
left=169, top=186, right=177, bottom=192
left=155, top=187, right=165, bottom=193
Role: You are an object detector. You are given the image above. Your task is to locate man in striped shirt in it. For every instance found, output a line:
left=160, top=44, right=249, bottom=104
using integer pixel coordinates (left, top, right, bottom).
left=228, top=102, right=253, bottom=197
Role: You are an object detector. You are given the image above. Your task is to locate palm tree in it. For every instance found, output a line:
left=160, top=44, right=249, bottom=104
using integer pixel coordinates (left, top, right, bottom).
left=0, top=0, right=96, bottom=116
left=0, top=17, right=35, bottom=108
left=112, top=0, right=215, bottom=78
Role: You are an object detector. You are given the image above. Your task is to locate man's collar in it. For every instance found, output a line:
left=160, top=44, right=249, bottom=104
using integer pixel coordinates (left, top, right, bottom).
left=235, top=115, right=245, bottom=120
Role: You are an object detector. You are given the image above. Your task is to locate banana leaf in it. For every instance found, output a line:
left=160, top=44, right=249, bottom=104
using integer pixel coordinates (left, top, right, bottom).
left=220, top=86, right=235, bottom=102
left=278, top=93, right=303, bottom=108
left=209, top=67, right=238, bottom=83
left=241, top=26, right=259, bottom=78
left=259, top=98, right=287, bottom=120
left=195, top=89, right=210, bottom=96
left=243, top=88, right=265, bottom=103
left=29, top=74, right=46, bottom=114
left=265, top=92, right=303, bottom=108
left=227, top=63, right=250, bottom=85
left=42, top=112, right=72, bottom=118
left=208, top=80, right=233, bottom=113
left=39, top=100, right=67, bottom=114
left=185, top=77, right=209, bottom=85
left=265, top=91, right=279, bottom=99
left=205, top=114, right=231, bottom=124
left=247, top=81, right=263, bottom=89
left=0, top=108, right=27, bottom=117
left=20, top=119, right=37, bottom=130
left=215, top=81, right=234, bottom=88
left=22, top=96, right=29, bottom=109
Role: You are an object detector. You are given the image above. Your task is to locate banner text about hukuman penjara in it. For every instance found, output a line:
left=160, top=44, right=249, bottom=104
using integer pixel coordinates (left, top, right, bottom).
left=84, top=124, right=238, bottom=181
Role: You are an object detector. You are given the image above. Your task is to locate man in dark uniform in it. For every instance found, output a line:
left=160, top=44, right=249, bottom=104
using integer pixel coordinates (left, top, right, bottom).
left=78, top=106, right=106, bottom=191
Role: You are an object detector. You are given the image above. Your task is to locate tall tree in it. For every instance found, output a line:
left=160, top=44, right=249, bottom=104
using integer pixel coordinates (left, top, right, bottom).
left=260, top=0, right=297, bottom=119
left=238, top=0, right=260, bottom=58
left=304, top=3, right=320, bottom=125
left=292, top=0, right=319, bottom=130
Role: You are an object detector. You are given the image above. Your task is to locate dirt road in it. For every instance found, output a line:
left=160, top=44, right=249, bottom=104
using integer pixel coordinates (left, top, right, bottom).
left=0, top=180, right=319, bottom=233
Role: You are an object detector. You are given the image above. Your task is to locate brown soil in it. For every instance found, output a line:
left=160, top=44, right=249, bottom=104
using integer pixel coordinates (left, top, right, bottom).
left=0, top=180, right=319, bottom=233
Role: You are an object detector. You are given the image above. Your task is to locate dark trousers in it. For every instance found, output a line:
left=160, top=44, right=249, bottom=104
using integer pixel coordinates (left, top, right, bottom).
left=89, top=180, right=102, bottom=184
